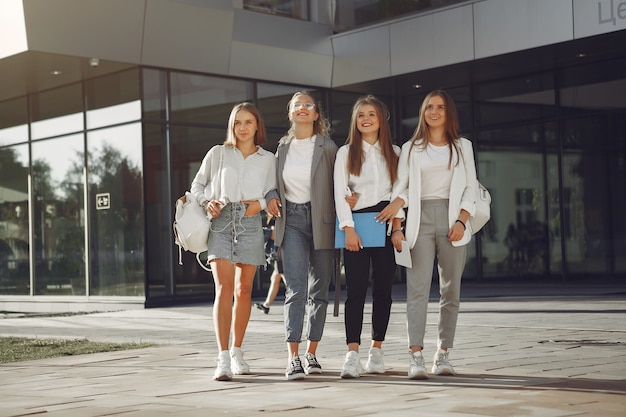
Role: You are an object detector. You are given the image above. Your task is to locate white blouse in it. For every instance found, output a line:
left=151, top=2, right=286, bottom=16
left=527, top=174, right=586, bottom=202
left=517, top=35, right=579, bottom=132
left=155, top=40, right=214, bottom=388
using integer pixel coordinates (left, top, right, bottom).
left=190, top=144, right=277, bottom=210
left=334, top=140, right=404, bottom=230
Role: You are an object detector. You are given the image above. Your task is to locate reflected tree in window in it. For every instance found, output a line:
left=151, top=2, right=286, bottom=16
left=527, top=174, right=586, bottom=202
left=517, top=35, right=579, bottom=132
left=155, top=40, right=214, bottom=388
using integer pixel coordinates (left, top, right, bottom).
left=86, top=140, right=144, bottom=296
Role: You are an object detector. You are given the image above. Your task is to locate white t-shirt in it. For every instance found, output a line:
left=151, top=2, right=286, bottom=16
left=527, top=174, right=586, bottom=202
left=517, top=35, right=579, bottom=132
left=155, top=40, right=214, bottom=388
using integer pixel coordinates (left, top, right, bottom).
left=421, top=143, right=455, bottom=200
left=283, top=136, right=316, bottom=203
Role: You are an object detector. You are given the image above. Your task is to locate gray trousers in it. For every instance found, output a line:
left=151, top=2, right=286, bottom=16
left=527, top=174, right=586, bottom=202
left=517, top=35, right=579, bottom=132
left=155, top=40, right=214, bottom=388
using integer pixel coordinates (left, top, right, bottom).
left=406, top=199, right=467, bottom=349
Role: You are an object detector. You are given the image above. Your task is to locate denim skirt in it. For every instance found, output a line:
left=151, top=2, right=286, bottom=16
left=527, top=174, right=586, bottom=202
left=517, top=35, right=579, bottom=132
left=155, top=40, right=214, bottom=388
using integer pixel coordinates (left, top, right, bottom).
left=207, top=202, right=264, bottom=266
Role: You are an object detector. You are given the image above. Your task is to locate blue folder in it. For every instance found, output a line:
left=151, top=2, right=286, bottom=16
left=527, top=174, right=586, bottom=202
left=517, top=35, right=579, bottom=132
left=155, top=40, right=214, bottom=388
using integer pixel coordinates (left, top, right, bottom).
left=335, top=212, right=386, bottom=249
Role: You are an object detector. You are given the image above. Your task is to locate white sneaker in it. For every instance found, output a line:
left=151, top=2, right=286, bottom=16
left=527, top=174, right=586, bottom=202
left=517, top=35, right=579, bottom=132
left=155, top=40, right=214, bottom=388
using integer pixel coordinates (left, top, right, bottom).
left=213, top=350, right=232, bottom=381
left=340, top=351, right=363, bottom=379
left=364, top=347, right=385, bottom=374
left=230, top=347, right=250, bottom=375
left=431, top=348, right=455, bottom=375
left=408, top=350, right=428, bottom=380
left=303, top=352, right=322, bottom=375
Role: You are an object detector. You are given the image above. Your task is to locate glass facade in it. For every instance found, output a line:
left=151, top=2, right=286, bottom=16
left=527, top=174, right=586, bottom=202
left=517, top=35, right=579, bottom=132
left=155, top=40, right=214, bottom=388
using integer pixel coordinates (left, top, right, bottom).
left=0, top=34, right=624, bottom=306
left=242, top=0, right=468, bottom=32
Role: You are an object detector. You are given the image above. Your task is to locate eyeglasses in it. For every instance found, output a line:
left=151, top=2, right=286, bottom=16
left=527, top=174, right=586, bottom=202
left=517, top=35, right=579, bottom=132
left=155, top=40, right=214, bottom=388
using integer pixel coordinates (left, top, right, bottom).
left=292, top=102, right=316, bottom=111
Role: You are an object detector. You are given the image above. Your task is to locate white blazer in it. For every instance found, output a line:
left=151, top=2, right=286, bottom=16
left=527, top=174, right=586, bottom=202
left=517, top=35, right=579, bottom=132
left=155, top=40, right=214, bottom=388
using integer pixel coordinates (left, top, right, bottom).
left=392, top=137, right=478, bottom=249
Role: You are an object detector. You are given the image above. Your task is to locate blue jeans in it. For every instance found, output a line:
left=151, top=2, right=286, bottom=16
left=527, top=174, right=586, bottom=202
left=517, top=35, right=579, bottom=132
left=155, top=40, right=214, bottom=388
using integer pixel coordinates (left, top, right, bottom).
left=282, top=201, right=334, bottom=343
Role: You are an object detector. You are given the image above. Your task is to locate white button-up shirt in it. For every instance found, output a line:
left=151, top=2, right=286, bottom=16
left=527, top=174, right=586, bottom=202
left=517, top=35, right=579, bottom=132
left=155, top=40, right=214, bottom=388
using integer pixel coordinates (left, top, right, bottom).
left=191, top=144, right=277, bottom=210
left=334, top=140, right=404, bottom=230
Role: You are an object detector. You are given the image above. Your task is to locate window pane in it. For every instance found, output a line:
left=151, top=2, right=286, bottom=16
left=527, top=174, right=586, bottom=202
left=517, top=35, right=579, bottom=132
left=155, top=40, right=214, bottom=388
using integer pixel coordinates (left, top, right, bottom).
left=143, top=68, right=166, bottom=120
left=475, top=73, right=555, bottom=129
left=546, top=153, right=563, bottom=276
left=86, top=69, right=141, bottom=129
left=334, top=0, right=467, bottom=32
left=0, top=97, right=28, bottom=146
left=170, top=125, right=226, bottom=297
left=0, top=144, right=30, bottom=294
left=144, top=123, right=171, bottom=299
left=31, top=134, right=86, bottom=295
left=244, top=0, right=309, bottom=20
left=562, top=116, right=612, bottom=275
left=88, top=124, right=145, bottom=296
left=31, top=83, right=84, bottom=139
left=560, top=57, right=626, bottom=116
left=170, top=73, right=253, bottom=125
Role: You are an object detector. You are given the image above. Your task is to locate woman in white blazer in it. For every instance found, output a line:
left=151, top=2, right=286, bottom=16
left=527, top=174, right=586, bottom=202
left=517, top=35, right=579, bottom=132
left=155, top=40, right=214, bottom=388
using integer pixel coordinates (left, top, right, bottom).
left=379, top=90, right=478, bottom=380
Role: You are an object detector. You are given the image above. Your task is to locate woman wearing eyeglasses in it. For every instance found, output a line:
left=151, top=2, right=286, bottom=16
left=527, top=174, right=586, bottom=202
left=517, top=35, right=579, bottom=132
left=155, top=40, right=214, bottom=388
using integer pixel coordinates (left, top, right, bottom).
left=267, top=91, right=337, bottom=380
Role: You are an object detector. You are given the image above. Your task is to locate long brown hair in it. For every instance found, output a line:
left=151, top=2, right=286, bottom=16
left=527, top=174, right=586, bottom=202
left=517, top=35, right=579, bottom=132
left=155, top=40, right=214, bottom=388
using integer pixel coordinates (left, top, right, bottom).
left=346, top=95, right=398, bottom=183
left=224, top=102, right=267, bottom=147
left=409, top=90, right=460, bottom=168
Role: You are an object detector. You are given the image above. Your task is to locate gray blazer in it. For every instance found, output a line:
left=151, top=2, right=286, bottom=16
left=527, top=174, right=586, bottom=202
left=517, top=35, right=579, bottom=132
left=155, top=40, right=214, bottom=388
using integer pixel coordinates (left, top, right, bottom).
left=266, top=135, right=338, bottom=250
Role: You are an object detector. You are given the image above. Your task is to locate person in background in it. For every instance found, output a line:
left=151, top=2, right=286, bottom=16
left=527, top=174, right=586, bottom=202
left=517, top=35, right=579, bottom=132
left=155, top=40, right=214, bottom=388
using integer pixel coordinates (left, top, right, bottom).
left=255, top=214, right=285, bottom=314
left=266, top=91, right=337, bottom=380
left=378, top=90, right=478, bottom=379
left=334, top=95, right=403, bottom=378
left=191, top=102, right=277, bottom=381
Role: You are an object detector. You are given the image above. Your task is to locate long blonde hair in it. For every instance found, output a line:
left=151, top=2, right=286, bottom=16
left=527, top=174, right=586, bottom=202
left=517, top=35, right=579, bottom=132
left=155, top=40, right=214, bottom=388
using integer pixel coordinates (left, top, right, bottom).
left=409, top=90, right=460, bottom=168
left=346, top=95, right=398, bottom=183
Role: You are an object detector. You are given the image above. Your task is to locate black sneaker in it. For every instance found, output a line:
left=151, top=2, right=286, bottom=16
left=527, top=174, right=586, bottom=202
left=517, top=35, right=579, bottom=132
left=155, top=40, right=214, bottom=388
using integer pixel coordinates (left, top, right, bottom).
left=303, top=352, right=322, bottom=375
left=285, top=356, right=305, bottom=380
left=255, top=303, right=270, bottom=314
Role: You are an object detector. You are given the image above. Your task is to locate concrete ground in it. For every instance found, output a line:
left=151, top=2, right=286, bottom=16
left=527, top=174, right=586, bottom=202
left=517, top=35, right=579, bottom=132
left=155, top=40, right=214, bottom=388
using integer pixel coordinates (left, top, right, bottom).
left=1, top=283, right=625, bottom=416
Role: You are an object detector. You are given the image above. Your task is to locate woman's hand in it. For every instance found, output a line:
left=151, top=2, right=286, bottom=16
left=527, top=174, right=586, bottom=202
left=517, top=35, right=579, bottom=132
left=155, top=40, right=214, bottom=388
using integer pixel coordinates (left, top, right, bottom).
left=206, top=200, right=224, bottom=218
left=241, top=200, right=261, bottom=217
left=345, top=191, right=358, bottom=209
left=376, top=198, right=404, bottom=224
left=447, top=221, right=465, bottom=242
left=391, top=230, right=404, bottom=251
left=344, top=227, right=362, bottom=252
left=267, top=198, right=281, bottom=217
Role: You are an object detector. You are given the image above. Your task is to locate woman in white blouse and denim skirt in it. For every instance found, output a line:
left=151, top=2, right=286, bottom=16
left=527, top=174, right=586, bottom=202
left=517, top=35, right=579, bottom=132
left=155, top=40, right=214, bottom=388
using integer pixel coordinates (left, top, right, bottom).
left=191, top=102, right=277, bottom=381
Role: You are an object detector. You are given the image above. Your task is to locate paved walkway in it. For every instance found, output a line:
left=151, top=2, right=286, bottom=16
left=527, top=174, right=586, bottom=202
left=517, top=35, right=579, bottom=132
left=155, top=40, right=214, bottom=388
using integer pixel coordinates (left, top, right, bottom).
left=1, top=284, right=625, bottom=416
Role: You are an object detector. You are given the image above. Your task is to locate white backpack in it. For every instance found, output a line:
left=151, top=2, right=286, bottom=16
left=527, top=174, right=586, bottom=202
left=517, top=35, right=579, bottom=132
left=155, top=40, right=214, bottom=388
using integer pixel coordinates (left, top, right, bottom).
left=173, top=146, right=223, bottom=271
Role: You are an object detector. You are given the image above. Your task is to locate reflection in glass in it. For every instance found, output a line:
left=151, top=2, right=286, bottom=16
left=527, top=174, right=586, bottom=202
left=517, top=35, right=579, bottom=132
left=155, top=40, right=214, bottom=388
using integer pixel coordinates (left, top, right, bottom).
left=244, top=0, right=308, bottom=20
left=88, top=124, right=145, bottom=296
left=477, top=150, right=549, bottom=278
left=144, top=123, right=170, bottom=299
left=170, top=125, right=225, bottom=297
left=31, top=135, right=86, bottom=295
left=170, top=73, right=253, bottom=125
left=87, top=101, right=141, bottom=129
left=0, top=144, right=30, bottom=294
left=475, top=73, right=555, bottom=129
left=333, top=0, right=467, bottom=32
left=0, top=96, right=28, bottom=146
left=561, top=119, right=611, bottom=275
left=546, top=153, right=563, bottom=275
left=86, top=69, right=141, bottom=129
left=31, top=83, right=84, bottom=140
left=143, top=69, right=166, bottom=120
left=31, top=113, right=84, bottom=140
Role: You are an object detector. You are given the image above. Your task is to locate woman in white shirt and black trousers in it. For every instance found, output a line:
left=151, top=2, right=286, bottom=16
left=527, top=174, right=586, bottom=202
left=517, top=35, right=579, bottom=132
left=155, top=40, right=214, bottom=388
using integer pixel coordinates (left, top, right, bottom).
left=334, top=95, right=404, bottom=379
left=191, top=102, right=277, bottom=382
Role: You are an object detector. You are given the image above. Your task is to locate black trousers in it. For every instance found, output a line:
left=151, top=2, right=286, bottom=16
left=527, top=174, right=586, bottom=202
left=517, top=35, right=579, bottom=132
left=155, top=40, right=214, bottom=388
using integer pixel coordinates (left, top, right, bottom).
left=343, top=202, right=396, bottom=345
